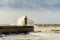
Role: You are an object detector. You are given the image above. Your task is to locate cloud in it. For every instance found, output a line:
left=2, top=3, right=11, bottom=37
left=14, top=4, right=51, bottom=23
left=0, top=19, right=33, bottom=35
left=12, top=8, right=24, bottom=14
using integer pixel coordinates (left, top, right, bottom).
left=0, top=8, right=60, bottom=24
left=0, top=0, right=60, bottom=9
left=45, top=0, right=60, bottom=9
left=0, top=0, right=60, bottom=24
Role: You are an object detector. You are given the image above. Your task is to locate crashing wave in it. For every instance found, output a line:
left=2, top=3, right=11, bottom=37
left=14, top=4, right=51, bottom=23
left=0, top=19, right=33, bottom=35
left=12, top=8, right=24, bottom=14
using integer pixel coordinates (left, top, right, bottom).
left=17, top=16, right=34, bottom=26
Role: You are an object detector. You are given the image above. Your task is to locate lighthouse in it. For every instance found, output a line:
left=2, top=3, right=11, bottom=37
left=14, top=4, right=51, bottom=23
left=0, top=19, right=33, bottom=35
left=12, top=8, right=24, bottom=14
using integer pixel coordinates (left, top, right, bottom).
left=24, top=15, right=27, bottom=26
left=17, top=15, right=34, bottom=26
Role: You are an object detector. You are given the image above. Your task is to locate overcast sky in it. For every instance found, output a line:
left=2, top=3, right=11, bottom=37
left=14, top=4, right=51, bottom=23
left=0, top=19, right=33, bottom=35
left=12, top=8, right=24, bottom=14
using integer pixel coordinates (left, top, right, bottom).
left=0, top=0, right=60, bottom=24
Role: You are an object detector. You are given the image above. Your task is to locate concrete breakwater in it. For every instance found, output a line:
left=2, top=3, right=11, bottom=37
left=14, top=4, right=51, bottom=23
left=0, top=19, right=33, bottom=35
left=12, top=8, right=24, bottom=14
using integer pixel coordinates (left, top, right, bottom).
left=0, top=26, right=34, bottom=34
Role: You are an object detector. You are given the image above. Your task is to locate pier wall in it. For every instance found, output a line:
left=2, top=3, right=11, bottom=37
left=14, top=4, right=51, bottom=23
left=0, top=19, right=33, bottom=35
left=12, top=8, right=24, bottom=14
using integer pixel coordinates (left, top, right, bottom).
left=0, top=26, right=34, bottom=34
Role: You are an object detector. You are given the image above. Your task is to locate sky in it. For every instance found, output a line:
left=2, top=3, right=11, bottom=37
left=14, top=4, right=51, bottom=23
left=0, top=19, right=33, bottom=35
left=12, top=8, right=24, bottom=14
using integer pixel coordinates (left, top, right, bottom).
left=0, top=0, right=60, bottom=24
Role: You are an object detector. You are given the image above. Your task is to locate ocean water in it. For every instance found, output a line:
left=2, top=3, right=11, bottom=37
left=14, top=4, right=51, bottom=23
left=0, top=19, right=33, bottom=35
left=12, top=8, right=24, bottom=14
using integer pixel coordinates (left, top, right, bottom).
left=0, top=32, right=60, bottom=40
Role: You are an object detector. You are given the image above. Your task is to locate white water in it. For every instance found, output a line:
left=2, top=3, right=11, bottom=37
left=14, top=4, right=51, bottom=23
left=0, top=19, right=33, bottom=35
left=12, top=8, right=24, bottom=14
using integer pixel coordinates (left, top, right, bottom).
left=0, top=32, right=60, bottom=40
left=17, top=16, right=34, bottom=26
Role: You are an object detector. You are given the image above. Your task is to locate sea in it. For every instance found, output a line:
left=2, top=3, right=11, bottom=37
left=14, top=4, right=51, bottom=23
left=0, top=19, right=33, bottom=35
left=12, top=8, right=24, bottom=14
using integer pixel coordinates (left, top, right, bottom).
left=0, top=32, right=60, bottom=40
